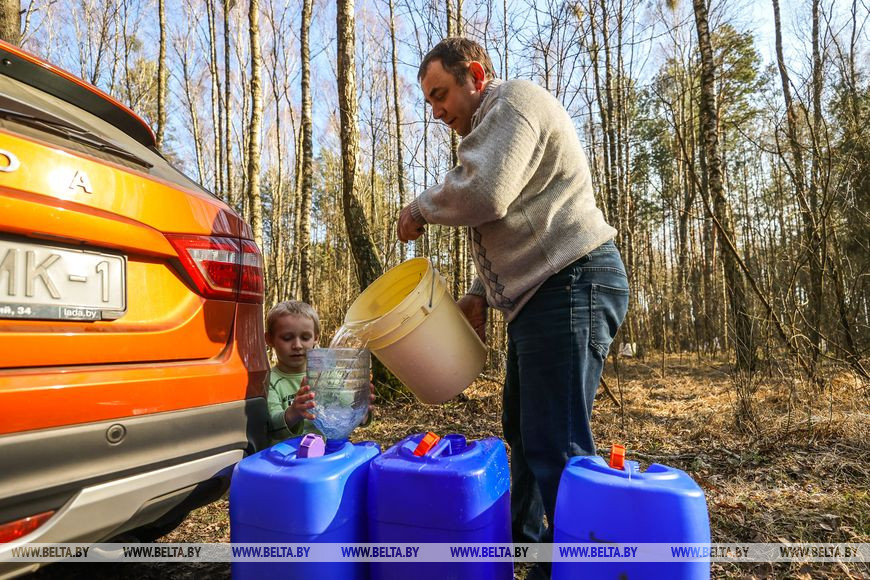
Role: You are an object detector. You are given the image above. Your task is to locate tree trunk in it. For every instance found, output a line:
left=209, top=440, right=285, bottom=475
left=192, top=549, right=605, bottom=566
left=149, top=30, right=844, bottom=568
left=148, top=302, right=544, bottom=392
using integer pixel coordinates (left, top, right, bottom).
left=224, top=0, right=235, bottom=210
left=299, top=0, right=313, bottom=302
left=178, top=37, right=206, bottom=184
left=337, top=0, right=382, bottom=288
left=586, top=0, right=612, bottom=227
left=772, top=0, right=823, bottom=371
left=388, top=0, right=406, bottom=261
left=246, top=0, right=263, bottom=248
left=291, top=121, right=304, bottom=298
left=693, top=0, right=754, bottom=371
left=264, top=3, right=285, bottom=304
left=446, top=0, right=464, bottom=297
left=206, top=0, right=224, bottom=200
left=0, top=0, right=19, bottom=45
left=598, top=0, right=620, bottom=234
left=155, top=0, right=167, bottom=149
left=503, top=0, right=508, bottom=78
left=807, top=0, right=824, bottom=366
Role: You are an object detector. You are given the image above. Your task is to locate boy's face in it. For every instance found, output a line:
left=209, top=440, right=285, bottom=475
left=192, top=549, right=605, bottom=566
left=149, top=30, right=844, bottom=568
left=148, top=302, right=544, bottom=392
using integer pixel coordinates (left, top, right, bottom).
left=266, top=314, right=319, bottom=374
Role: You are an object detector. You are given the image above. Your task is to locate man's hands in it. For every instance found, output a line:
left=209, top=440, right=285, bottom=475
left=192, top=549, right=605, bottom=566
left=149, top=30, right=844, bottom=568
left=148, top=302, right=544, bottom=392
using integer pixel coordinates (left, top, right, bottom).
left=457, top=293, right=488, bottom=343
left=284, top=378, right=315, bottom=427
left=398, top=204, right=426, bottom=242
left=397, top=203, right=487, bottom=344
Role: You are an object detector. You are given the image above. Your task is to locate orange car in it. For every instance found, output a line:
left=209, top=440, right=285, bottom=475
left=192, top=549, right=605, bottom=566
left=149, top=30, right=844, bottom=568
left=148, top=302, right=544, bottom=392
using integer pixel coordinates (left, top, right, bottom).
left=0, top=40, right=269, bottom=575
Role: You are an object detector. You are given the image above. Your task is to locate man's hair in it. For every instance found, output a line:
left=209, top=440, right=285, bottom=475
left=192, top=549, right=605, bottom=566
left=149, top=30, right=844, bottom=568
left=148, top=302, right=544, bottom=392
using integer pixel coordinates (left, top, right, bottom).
left=418, top=37, right=496, bottom=85
left=266, top=300, right=321, bottom=337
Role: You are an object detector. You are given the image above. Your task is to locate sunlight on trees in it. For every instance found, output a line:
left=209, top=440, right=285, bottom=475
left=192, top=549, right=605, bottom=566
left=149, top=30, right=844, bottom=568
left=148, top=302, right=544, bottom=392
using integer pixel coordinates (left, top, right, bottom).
left=12, top=0, right=868, bottom=407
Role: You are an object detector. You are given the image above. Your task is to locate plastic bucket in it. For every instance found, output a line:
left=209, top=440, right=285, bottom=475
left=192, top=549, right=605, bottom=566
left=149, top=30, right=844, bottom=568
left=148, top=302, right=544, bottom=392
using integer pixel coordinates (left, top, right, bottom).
left=344, top=258, right=486, bottom=404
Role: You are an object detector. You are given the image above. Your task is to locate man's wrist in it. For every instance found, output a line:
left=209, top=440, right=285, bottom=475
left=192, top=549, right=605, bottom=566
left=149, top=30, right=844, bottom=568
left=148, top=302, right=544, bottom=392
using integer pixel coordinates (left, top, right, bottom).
left=409, top=199, right=428, bottom=225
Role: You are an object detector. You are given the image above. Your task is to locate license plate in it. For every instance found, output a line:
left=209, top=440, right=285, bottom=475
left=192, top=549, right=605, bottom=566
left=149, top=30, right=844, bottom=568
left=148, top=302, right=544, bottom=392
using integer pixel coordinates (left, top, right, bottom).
left=0, top=238, right=126, bottom=321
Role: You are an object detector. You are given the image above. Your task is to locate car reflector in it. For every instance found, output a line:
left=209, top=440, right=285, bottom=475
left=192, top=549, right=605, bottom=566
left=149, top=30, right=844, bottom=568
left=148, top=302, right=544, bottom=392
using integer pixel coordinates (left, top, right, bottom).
left=0, top=511, right=54, bottom=543
left=238, top=240, right=265, bottom=302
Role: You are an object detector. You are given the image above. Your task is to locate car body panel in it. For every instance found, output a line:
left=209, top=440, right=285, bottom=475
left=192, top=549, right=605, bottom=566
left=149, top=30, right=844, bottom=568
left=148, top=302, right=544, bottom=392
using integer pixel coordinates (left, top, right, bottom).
left=0, top=38, right=270, bottom=571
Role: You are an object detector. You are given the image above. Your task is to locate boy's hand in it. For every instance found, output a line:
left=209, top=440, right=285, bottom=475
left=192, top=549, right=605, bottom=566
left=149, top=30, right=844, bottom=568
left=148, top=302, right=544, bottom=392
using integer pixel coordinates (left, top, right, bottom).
left=458, top=293, right=488, bottom=343
left=284, top=380, right=316, bottom=426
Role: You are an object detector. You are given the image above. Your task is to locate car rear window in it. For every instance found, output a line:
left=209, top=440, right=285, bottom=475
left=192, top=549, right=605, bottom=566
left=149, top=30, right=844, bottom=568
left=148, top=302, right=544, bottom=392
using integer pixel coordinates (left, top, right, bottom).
left=0, top=74, right=209, bottom=197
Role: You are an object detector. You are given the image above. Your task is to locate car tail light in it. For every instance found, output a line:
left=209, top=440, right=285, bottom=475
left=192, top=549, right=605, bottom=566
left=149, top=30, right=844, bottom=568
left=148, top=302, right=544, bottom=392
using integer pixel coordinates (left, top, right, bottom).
left=166, top=235, right=264, bottom=303
left=0, top=511, right=54, bottom=543
left=238, top=240, right=265, bottom=302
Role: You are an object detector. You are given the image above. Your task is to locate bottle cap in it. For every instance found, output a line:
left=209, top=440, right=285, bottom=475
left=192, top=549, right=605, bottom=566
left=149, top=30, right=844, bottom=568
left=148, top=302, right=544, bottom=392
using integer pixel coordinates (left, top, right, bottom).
left=298, top=433, right=326, bottom=458
left=413, top=431, right=441, bottom=456
left=609, top=443, right=626, bottom=470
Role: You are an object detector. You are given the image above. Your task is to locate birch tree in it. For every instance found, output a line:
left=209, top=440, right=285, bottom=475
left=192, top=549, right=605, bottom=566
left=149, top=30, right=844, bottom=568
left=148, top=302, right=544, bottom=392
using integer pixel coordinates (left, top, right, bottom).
left=156, top=0, right=167, bottom=148
left=299, top=0, right=313, bottom=302
left=692, top=0, right=755, bottom=372
left=337, top=0, right=382, bottom=288
left=247, top=0, right=264, bottom=248
left=0, top=0, right=19, bottom=45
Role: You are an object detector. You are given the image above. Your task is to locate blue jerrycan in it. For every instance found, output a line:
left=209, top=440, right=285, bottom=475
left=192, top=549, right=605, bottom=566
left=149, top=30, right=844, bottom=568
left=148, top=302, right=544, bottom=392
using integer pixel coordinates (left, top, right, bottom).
left=367, top=432, right=512, bottom=580
left=230, top=435, right=380, bottom=579
left=552, top=454, right=711, bottom=579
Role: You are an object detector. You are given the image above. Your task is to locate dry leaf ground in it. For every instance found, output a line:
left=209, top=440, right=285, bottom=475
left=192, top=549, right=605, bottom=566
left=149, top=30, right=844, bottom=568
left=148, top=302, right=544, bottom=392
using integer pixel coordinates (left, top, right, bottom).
left=32, top=355, right=869, bottom=579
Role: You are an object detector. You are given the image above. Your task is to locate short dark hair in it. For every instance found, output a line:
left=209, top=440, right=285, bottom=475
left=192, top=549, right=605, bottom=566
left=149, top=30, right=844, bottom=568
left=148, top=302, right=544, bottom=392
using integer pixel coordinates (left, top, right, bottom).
left=418, top=37, right=496, bottom=85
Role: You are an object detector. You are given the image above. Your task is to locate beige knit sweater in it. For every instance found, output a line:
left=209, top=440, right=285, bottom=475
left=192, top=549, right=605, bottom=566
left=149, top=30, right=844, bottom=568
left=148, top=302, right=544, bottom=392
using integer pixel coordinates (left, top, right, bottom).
left=410, top=79, right=616, bottom=322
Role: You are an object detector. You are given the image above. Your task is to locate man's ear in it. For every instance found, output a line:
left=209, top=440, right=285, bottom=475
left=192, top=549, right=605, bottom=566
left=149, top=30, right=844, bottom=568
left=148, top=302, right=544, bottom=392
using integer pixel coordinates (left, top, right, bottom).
left=469, top=61, right=486, bottom=90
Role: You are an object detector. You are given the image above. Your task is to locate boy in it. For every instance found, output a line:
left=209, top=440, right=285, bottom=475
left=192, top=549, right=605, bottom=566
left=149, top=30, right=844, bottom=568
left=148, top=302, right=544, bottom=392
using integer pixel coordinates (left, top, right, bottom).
left=265, top=300, right=375, bottom=446
left=264, top=300, right=319, bottom=444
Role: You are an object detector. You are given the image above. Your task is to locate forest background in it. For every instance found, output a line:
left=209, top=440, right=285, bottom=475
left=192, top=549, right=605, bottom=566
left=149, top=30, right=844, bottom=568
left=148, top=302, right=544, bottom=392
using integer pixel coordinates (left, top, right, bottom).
left=1, top=0, right=868, bottom=577
left=1, top=0, right=866, bottom=390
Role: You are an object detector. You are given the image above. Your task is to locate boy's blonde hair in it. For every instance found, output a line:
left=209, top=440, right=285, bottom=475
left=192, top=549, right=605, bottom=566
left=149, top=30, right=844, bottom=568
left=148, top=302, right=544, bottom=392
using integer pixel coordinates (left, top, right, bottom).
left=265, top=300, right=321, bottom=337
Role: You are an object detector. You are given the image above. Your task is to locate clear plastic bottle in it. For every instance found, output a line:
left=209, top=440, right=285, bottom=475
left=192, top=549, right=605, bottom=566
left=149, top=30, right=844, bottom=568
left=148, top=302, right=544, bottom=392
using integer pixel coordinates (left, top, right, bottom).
left=306, top=348, right=371, bottom=440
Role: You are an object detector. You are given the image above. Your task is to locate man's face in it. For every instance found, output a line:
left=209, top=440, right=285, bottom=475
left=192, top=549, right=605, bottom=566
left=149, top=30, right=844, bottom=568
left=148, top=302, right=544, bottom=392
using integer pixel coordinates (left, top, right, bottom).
left=421, top=59, right=483, bottom=137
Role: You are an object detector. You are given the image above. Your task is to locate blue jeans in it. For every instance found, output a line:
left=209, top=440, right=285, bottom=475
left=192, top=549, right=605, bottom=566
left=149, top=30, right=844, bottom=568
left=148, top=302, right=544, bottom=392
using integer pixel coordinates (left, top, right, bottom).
left=502, top=240, right=629, bottom=546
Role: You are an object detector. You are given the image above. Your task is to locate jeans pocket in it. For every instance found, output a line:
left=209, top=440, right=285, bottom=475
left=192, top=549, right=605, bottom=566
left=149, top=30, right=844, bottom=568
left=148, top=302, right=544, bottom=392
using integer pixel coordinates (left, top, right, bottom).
left=590, top=283, right=629, bottom=360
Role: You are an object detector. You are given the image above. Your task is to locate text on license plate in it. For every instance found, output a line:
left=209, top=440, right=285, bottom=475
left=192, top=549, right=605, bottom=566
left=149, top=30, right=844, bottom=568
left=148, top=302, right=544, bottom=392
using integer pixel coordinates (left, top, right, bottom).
left=0, top=238, right=126, bottom=321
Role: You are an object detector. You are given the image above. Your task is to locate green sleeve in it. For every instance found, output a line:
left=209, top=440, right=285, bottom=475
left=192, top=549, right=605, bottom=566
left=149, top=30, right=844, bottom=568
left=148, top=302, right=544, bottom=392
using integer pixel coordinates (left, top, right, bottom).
left=266, top=371, right=304, bottom=443
left=266, top=381, right=290, bottom=437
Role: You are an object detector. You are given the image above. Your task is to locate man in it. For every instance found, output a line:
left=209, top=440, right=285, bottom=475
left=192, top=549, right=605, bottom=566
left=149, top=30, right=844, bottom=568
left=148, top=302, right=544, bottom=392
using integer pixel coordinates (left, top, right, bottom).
left=398, top=37, right=629, bottom=572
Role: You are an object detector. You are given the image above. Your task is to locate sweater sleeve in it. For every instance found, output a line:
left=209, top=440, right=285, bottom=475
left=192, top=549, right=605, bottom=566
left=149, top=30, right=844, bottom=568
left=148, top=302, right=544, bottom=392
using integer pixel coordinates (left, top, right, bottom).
left=415, top=100, right=541, bottom=227
left=467, top=277, right=486, bottom=297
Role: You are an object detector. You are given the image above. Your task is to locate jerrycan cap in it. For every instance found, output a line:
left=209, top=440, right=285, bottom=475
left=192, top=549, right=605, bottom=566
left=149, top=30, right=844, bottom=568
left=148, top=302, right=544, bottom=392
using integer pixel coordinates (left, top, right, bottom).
left=609, top=443, right=626, bottom=470
left=298, top=434, right=326, bottom=458
left=413, top=432, right=441, bottom=456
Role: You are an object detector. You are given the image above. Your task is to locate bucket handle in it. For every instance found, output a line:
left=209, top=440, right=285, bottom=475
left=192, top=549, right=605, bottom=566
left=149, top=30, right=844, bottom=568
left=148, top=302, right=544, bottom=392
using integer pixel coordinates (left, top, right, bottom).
left=419, top=261, right=437, bottom=315
left=428, top=262, right=436, bottom=308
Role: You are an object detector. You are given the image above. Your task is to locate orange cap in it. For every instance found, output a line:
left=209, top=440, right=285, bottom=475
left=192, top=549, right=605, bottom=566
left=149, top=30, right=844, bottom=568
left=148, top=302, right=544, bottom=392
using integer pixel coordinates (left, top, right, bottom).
left=413, top=432, right=441, bottom=456
left=609, top=443, right=626, bottom=470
